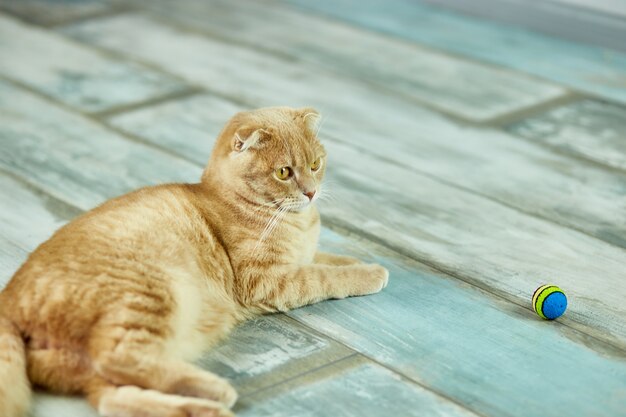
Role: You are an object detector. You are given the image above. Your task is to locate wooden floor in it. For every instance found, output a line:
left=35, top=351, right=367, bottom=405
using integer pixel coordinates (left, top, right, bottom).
left=1, top=0, right=626, bottom=416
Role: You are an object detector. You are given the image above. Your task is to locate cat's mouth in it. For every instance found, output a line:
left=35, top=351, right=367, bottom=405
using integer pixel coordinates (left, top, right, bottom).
left=283, top=201, right=311, bottom=212
left=276, top=196, right=313, bottom=212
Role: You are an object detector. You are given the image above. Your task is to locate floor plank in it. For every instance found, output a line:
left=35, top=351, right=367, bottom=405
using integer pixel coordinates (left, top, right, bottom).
left=2, top=79, right=625, bottom=417
left=30, top=393, right=99, bottom=417
left=99, top=91, right=626, bottom=349
left=0, top=85, right=364, bottom=410
left=129, top=0, right=566, bottom=122
left=0, top=236, right=27, bottom=284
left=284, top=0, right=626, bottom=104
left=0, top=80, right=200, bottom=210
left=288, top=228, right=626, bottom=417
left=238, top=356, right=479, bottom=417
left=109, top=94, right=241, bottom=164
left=507, top=99, right=626, bottom=172
left=61, top=14, right=626, bottom=250
left=0, top=13, right=186, bottom=112
left=0, top=0, right=111, bottom=26
left=197, top=315, right=352, bottom=396
left=0, top=173, right=80, bottom=286
left=0, top=82, right=478, bottom=416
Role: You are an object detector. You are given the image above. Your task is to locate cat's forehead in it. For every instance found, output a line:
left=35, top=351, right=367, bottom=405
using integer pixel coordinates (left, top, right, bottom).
left=269, top=129, right=323, bottom=164
left=242, top=106, right=318, bottom=133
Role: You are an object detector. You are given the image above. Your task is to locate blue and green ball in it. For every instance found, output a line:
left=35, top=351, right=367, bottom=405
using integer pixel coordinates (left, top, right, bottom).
left=532, top=285, right=567, bottom=320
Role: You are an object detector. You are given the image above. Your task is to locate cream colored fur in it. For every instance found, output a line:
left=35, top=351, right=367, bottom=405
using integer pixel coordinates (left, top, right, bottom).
left=0, top=107, right=388, bottom=417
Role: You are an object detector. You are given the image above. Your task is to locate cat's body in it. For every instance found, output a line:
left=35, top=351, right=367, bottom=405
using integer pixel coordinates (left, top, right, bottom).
left=0, top=107, right=388, bottom=417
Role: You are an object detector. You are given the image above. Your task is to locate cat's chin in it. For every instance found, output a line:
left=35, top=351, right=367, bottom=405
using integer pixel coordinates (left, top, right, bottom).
left=284, top=201, right=313, bottom=213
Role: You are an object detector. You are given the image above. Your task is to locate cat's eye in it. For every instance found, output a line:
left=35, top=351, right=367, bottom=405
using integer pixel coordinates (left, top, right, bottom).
left=275, top=167, right=293, bottom=180
left=311, top=157, right=322, bottom=172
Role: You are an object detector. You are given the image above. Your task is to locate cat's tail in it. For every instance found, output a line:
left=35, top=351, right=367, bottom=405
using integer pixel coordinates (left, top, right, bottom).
left=0, top=315, right=31, bottom=417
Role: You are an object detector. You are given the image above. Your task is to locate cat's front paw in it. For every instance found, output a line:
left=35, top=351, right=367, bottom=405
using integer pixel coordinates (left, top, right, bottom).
left=365, top=264, right=389, bottom=291
left=212, top=378, right=238, bottom=409
left=346, top=264, right=389, bottom=296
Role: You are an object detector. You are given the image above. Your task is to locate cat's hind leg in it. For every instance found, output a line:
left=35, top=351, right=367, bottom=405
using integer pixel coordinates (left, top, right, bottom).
left=88, top=381, right=234, bottom=417
left=87, top=307, right=238, bottom=409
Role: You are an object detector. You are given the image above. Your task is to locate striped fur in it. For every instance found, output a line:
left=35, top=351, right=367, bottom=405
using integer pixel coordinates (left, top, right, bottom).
left=0, top=107, right=388, bottom=417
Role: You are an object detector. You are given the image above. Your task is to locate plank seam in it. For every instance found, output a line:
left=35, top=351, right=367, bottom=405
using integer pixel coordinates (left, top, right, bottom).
left=275, top=0, right=626, bottom=109
left=0, top=11, right=193, bottom=91
left=320, top=217, right=626, bottom=355
left=327, top=130, right=626, bottom=252
left=90, top=86, right=205, bottom=119
left=2, top=76, right=625, bottom=353
left=0, top=171, right=487, bottom=417
left=51, top=13, right=626, bottom=249
left=117, top=7, right=571, bottom=125
left=239, top=353, right=359, bottom=399
left=2, top=166, right=624, bottom=417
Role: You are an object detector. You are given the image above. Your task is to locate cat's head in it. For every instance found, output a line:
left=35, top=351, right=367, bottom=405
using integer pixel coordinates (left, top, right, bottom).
left=205, top=106, right=327, bottom=212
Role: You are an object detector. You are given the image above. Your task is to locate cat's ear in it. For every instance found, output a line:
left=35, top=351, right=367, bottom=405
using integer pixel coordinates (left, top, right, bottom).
left=232, top=126, right=265, bottom=153
left=298, top=107, right=321, bottom=135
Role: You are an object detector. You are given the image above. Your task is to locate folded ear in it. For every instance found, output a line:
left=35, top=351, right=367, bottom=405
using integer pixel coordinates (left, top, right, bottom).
left=232, top=126, right=265, bottom=152
left=298, top=107, right=321, bottom=135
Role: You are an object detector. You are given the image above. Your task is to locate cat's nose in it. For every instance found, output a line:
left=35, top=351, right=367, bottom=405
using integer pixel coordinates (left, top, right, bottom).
left=304, top=190, right=316, bottom=201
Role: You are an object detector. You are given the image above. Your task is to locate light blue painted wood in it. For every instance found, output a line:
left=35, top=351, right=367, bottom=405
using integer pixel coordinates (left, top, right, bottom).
left=0, top=86, right=355, bottom=409
left=239, top=359, right=479, bottom=417
left=128, top=0, right=565, bottom=122
left=0, top=14, right=185, bottom=112
left=96, top=90, right=626, bottom=349
left=0, top=173, right=79, bottom=285
left=0, top=175, right=79, bottom=251
left=61, top=14, right=626, bottom=251
left=0, top=83, right=471, bottom=417
left=0, top=80, right=201, bottom=210
left=508, top=99, right=626, bottom=172
left=109, top=94, right=243, bottom=164
left=1, top=79, right=626, bottom=417
left=30, top=393, right=99, bottom=417
left=285, top=0, right=626, bottom=104
left=0, top=236, right=27, bottom=286
left=197, top=315, right=352, bottom=395
left=290, top=228, right=626, bottom=417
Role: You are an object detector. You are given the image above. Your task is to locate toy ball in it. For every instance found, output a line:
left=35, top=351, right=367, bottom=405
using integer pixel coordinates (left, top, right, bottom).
left=532, top=285, right=567, bottom=320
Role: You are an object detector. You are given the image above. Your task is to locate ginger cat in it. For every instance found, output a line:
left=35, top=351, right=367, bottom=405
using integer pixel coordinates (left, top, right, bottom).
left=0, top=107, right=389, bottom=417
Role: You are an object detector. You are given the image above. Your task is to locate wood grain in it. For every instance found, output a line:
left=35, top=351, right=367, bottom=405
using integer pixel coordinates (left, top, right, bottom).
left=0, top=80, right=201, bottom=210
left=1, top=80, right=625, bottom=417
left=508, top=99, right=626, bottom=172
left=109, top=94, right=242, bottom=164
left=289, top=228, right=626, bottom=417
left=0, top=82, right=471, bottom=416
left=98, top=91, right=626, bottom=349
left=0, top=14, right=185, bottom=112
left=61, top=14, right=626, bottom=250
left=127, top=0, right=566, bottom=122
left=0, top=0, right=111, bottom=26
left=196, top=315, right=352, bottom=396
left=0, top=84, right=354, bottom=404
left=285, top=0, right=626, bottom=104
left=238, top=355, right=480, bottom=417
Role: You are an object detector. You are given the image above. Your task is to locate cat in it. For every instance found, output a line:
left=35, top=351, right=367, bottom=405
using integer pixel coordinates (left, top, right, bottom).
left=0, top=106, right=389, bottom=417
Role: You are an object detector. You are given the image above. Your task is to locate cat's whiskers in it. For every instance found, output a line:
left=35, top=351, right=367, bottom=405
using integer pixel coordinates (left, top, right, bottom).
left=247, top=198, right=285, bottom=222
left=316, top=182, right=337, bottom=204
left=252, top=201, right=292, bottom=255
